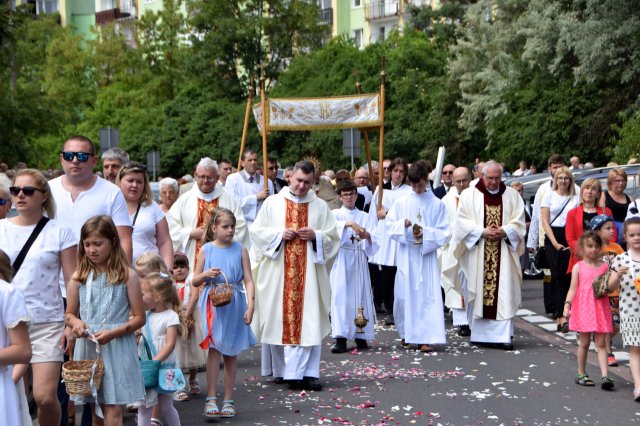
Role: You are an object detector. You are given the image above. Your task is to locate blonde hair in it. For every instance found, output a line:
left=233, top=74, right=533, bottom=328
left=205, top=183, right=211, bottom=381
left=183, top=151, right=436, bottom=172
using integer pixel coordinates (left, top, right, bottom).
left=74, top=216, right=129, bottom=284
left=580, top=178, right=602, bottom=205
left=0, top=249, right=13, bottom=282
left=116, top=162, right=154, bottom=206
left=14, top=169, right=56, bottom=219
left=607, top=168, right=627, bottom=191
left=552, top=166, right=576, bottom=197
left=203, top=208, right=236, bottom=243
left=135, top=252, right=169, bottom=277
left=142, top=272, right=188, bottom=338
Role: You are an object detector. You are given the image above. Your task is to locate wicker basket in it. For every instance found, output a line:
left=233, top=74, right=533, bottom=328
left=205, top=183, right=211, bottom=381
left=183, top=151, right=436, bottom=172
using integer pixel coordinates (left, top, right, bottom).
left=209, top=271, right=233, bottom=307
left=62, top=358, right=105, bottom=397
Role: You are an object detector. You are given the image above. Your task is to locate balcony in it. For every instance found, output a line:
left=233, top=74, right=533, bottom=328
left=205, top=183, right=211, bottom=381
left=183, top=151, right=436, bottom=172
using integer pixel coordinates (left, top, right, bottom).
left=119, top=0, right=137, bottom=19
left=365, top=1, right=399, bottom=20
left=319, top=7, right=333, bottom=24
left=96, top=8, right=121, bottom=25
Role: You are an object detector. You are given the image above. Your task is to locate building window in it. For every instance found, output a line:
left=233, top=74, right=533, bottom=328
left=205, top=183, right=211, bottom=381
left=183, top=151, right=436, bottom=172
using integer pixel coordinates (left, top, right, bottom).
left=353, top=29, right=363, bottom=49
left=353, top=0, right=361, bottom=7
left=36, top=0, right=58, bottom=14
left=379, top=26, right=385, bottom=42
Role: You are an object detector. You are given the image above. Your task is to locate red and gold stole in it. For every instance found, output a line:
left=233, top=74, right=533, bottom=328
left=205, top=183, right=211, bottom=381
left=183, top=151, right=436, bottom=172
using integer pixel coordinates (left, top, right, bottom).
left=475, top=179, right=506, bottom=320
left=282, top=198, right=308, bottom=344
left=194, top=197, right=219, bottom=270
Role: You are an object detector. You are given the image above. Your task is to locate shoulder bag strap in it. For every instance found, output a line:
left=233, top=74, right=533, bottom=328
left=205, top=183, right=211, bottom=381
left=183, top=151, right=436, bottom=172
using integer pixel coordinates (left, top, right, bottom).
left=550, top=198, right=571, bottom=226
left=12, top=217, right=50, bottom=276
left=144, top=312, right=157, bottom=356
left=131, top=203, right=142, bottom=228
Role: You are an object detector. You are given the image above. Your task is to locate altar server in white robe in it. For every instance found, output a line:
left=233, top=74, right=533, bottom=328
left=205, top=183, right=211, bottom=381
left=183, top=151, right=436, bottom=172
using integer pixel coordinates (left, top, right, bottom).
left=440, top=166, right=472, bottom=336
left=224, top=150, right=274, bottom=232
left=250, top=161, right=340, bottom=391
left=166, top=157, right=246, bottom=269
left=444, top=161, right=526, bottom=350
left=368, top=158, right=412, bottom=324
left=329, top=180, right=379, bottom=354
left=387, top=160, right=451, bottom=352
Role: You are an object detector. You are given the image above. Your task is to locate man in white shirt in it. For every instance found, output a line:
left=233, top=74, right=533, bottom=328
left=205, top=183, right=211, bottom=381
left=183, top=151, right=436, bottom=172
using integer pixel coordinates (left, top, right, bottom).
left=224, top=150, right=274, bottom=230
left=50, top=135, right=132, bottom=266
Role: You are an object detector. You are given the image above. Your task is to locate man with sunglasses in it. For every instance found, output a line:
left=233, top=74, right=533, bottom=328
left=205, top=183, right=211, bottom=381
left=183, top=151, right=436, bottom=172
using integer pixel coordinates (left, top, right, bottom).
left=433, top=164, right=456, bottom=199
left=50, top=135, right=132, bottom=264
left=266, top=157, right=287, bottom=194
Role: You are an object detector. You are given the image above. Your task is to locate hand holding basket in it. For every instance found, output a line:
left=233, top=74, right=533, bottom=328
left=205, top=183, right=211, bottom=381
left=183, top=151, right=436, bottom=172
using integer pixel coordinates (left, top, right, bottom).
left=209, top=270, right=233, bottom=307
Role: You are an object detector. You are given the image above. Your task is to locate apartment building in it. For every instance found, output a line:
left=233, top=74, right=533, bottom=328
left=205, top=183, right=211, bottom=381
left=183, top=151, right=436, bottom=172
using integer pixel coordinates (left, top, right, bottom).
left=318, top=0, right=441, bottom=48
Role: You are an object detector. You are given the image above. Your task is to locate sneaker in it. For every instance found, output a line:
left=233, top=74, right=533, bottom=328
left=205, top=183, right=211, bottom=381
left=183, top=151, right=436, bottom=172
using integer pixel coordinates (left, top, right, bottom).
left=608, top=353, right=619, bottom=367
left=384, top=315, right=395, bottom=326
left=457, top=325, right=471, bottom=337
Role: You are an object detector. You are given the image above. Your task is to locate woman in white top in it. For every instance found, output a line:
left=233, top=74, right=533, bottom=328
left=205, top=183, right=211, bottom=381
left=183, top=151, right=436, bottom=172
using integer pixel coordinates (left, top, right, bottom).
left=117, top=162, right=174, bottom=269
left=541, top=166, right=580, bottom=333
left=0, top=169, right=77, bottom=426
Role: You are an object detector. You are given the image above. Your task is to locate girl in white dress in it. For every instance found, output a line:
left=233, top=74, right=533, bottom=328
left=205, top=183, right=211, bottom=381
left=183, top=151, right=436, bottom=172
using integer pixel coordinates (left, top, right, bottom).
left=0, top=249, right=33, bottom=426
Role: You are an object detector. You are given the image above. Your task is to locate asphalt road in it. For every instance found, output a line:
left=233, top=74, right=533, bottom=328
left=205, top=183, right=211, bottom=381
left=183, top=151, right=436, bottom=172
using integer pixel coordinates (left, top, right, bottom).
left=110, top=277, right=640, bottom=425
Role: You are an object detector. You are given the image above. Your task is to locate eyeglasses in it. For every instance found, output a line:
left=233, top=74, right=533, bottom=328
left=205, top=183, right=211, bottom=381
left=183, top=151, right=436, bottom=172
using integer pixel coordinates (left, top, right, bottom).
left=339, top=193, right=357, bottom=198
left=61, top=151, right=93, bottom=162
left=195, top=175, right=216, bottom=182
left=9, top=186, right=43, bottom=197
left=268, top=166, right=277, bottom=171
left=0, top=198, right=6, bottom=206
left=442, top=171, right=454, bottom=175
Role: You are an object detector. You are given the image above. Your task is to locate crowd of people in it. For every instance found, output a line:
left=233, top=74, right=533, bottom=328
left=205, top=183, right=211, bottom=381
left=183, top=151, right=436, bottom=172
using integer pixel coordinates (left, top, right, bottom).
left=3, top=137, right=640, bottom=426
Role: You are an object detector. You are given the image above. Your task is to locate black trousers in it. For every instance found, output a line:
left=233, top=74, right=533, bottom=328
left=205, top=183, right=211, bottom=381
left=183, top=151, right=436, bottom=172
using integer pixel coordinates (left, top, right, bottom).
left=369, top=264, right=397, bottom=314
left=544, top=227, right=571, bottom=319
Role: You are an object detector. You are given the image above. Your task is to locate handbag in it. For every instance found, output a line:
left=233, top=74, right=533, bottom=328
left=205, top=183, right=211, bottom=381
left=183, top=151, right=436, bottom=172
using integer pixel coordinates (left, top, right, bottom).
left=592, top=270, right=611, bottom=298
left=144, top=314, right=186, bottom=392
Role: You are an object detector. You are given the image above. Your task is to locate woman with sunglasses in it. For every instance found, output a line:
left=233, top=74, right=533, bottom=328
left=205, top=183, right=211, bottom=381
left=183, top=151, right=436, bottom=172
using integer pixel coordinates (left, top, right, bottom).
left=540, top=167, right=580, bottom=333
left=116, top=162, right=174, bottom=269
left=0, top=169, right=77, bottom=426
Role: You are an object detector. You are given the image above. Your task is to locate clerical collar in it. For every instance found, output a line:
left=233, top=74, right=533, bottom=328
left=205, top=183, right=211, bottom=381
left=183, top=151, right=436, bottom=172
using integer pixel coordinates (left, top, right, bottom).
left=487, top=188, right=500, bottom=195
left=288, top=190, right=307, bottom=203
left=196, top=186, right=218, bottom=201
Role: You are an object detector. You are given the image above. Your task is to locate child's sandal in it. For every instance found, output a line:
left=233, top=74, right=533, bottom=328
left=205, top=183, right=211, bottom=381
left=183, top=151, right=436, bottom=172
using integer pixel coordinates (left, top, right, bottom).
left=150, top=418, right=163, bottom=426
left=575, top=373, right=595, bottom=386
left=220, top=400, right=236, bottom=418
left=204, top=396, right=220, bottom=418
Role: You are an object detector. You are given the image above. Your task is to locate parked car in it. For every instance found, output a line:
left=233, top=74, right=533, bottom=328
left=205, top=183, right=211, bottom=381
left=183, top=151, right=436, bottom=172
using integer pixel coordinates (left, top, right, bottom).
left=575, top=164, right=640, bottom=199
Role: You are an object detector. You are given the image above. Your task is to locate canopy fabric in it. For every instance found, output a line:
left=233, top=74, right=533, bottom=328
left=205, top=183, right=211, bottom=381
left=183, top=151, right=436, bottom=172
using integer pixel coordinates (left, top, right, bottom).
left=253, top=94, right=382, bottom=133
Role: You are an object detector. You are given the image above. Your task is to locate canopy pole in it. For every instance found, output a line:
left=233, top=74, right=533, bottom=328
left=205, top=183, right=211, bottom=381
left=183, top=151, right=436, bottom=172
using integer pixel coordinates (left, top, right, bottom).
left=238, top=83, right=255, bottom=171
left=377, top=70, right=386, bottom=208
left=260, top=76, right=269, bottom=190
left=356, top=81, right=374, bottom=184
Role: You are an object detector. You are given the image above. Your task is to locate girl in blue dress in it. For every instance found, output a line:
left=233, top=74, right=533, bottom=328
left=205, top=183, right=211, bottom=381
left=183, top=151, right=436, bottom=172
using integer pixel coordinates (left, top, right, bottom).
left=193, top=207, right=256, bottom=419
left=65, top=215, right=146, bottom=425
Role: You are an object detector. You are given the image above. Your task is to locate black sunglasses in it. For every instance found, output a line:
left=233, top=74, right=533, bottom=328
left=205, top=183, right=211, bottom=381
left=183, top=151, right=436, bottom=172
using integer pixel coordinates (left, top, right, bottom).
left=9, top=186, right=44, bottom=197
left=121, top=161, right=147, bottom=172
left=61, top=151, right=93, bottom=162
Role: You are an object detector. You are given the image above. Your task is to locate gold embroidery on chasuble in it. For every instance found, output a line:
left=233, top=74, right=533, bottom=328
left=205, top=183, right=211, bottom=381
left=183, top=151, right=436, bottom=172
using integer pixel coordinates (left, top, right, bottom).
left=282, top=199, right=308, bottom=345
left=483, top=205, right=501, bottom=307
left=194, top=197, right=219, bottom=270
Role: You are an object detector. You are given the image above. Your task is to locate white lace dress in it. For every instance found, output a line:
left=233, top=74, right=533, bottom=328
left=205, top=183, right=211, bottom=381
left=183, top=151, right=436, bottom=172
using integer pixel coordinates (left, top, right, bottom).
left=0, top=280, right=30, bottom=426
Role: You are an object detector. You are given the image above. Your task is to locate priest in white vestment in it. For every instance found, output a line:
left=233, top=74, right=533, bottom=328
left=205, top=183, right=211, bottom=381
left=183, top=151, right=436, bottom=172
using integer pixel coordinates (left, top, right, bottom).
left=444, top=161, right=526, bottom=350
left=387, top=161, right=451, bottom=352
left=440, top=166, right=472, bottom=336
left=329, top=180, right=379, bottom=353
left=166, top=157, right=246, bottom=270
left=250, top=161, right=340, bottom=391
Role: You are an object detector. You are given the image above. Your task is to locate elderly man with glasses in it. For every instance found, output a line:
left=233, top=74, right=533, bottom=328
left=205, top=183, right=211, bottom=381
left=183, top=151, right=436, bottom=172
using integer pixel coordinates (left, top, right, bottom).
left=166, top=157, right=246, bottom=270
